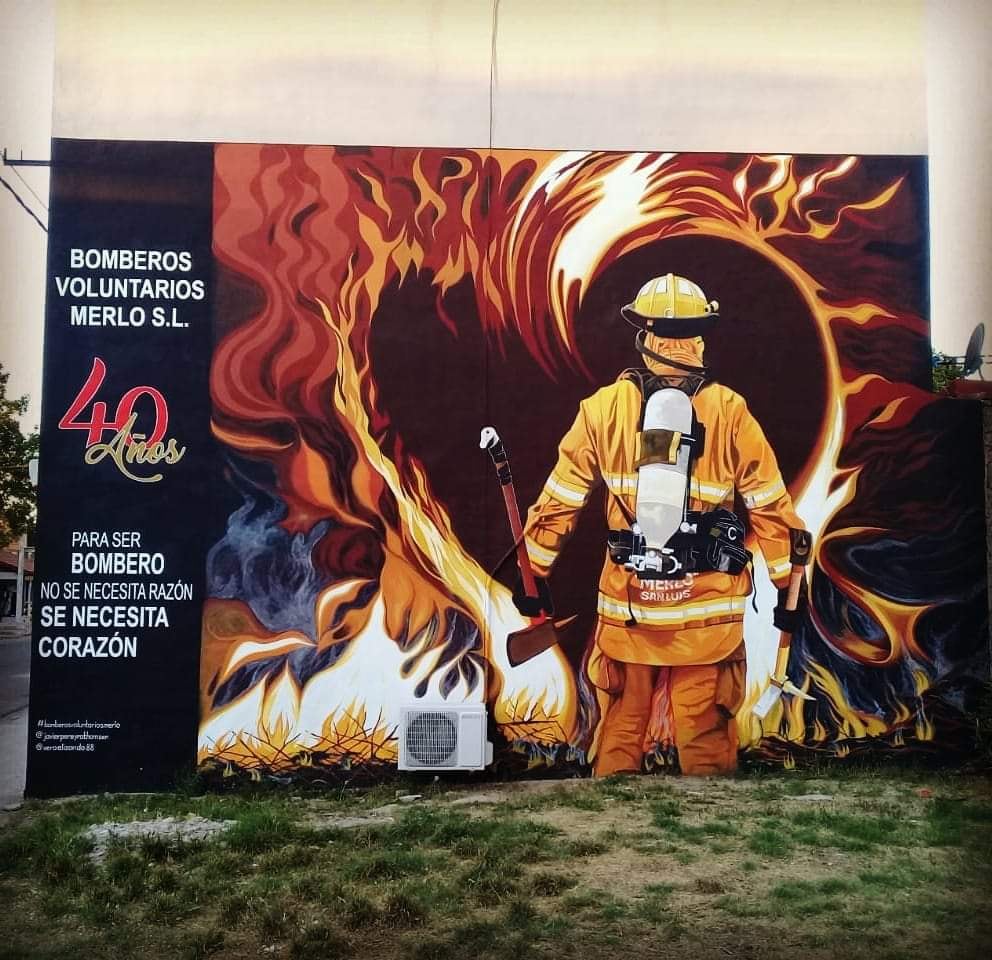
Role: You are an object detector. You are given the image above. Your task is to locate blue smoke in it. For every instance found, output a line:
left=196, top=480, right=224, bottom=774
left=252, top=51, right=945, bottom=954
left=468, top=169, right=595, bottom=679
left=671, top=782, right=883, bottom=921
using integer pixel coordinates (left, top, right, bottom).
left=207, top=490, right=329, bottom=642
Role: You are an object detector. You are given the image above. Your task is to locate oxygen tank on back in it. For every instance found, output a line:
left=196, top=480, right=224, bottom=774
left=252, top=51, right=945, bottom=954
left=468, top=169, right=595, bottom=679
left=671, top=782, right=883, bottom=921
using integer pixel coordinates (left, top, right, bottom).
left=637, top=389, right=692, bottom=548
left=617, top=388, right=693, bottom=579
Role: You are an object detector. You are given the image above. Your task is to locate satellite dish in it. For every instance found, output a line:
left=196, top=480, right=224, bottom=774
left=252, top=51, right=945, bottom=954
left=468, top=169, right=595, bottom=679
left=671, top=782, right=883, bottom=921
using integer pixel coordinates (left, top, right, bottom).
left=963, top=322, right=985, bottom=378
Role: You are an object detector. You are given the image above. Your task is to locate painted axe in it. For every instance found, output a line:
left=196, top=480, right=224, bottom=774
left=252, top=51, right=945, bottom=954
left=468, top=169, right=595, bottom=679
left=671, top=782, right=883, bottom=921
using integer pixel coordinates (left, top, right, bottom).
left=479, top=427, right=575, bottom=667
left=752, top=529, right=815, bottom=719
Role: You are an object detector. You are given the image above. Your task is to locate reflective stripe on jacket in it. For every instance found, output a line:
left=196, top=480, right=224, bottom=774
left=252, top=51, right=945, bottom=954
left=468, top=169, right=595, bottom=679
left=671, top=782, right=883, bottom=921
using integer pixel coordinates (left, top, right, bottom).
left=523, top=377, right=804, bottom=664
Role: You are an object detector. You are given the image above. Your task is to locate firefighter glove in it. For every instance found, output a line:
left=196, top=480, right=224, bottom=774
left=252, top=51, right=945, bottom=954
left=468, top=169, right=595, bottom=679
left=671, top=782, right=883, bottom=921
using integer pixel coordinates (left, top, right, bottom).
left=512, top=575, right=555, bottom=619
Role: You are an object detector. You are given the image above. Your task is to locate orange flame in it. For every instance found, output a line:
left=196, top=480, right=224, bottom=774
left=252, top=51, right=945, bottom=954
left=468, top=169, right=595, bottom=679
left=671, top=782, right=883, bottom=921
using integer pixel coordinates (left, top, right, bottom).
left=200, top=146, right=935, bottom=770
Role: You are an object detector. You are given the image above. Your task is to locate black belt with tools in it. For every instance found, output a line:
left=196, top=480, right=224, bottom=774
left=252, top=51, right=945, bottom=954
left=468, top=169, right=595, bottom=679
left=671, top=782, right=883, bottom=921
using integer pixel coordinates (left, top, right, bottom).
left=607, top=508, right=751, bottom=581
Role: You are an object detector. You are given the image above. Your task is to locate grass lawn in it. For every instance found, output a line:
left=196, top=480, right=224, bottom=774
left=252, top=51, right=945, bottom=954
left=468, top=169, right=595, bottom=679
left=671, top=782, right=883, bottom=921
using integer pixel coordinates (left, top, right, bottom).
left=0, top=767, right=989, bottom=959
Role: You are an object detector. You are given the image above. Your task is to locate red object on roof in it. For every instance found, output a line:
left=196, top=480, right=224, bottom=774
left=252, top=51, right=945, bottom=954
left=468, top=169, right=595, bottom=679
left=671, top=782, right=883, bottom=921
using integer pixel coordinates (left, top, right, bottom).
left=0, top=543, right=33, bottom=575
left=947, top=379, right=992, bottom=399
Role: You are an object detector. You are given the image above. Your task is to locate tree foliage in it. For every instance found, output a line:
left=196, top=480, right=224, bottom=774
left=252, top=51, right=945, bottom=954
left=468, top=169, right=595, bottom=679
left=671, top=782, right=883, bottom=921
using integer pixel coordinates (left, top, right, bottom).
left=0, top=363, right=39, bottom=544
left=932, top=351, right=966, bottom=394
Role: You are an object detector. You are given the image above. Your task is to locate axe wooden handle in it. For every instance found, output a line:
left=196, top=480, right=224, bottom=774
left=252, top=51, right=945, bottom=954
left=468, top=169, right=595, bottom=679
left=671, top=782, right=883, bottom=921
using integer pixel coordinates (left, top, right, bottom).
left=500, top=483, right=540, bottom=599
left=481, top=427, right=540, bottom=602
left=773, top=566, right=805, bottom=678
left=773, top=529, right=812, bottom=678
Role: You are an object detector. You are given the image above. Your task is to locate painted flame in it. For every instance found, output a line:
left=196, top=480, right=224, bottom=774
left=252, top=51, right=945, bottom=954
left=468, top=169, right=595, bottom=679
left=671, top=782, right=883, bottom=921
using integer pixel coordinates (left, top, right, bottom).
left=200, top=146, right=942, bottom=771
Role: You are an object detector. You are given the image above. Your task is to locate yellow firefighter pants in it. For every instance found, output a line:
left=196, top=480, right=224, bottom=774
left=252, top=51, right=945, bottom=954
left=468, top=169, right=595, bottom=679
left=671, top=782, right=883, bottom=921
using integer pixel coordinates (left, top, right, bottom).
left=593, top=660, right=744, bottom=777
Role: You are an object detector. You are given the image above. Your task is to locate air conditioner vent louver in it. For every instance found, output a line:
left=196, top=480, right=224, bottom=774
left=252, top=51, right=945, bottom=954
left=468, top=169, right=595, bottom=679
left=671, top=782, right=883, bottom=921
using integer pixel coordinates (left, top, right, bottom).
left=398, top=705, right=493, bottom=771
left=405, top=712, right=458, bottom=766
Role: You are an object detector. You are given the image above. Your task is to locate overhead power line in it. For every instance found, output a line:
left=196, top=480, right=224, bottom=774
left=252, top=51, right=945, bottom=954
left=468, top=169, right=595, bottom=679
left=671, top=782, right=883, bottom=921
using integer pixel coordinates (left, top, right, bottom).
left=0, top=172, right=47, bottom=232
left=9, top=164, right=47, bottom=212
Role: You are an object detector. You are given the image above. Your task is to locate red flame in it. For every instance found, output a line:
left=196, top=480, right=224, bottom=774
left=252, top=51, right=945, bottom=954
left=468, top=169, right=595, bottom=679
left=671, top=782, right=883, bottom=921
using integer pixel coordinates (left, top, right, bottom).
left=201, top=146, right=944, bottom=768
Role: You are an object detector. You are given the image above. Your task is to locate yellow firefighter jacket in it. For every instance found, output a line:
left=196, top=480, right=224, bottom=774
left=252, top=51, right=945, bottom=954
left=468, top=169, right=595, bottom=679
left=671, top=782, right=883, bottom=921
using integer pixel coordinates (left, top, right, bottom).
left=524, top=376, right=804, bottom=668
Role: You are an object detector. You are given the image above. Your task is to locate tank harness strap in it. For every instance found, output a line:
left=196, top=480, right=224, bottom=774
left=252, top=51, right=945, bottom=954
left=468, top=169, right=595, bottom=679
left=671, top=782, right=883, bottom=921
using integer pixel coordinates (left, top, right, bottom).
left=609, top=366, right=753, bottom=583
left=747, top=556, right=759, bottom=613
left=614, top=367, right=707, bottom=524
left=625, top=581, right=638, bottom=627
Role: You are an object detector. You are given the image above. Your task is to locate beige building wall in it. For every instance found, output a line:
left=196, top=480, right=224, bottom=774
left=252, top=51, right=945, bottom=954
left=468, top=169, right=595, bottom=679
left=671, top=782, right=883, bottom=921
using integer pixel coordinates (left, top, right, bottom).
left=0, top=0, right=54, bottom=431
left=926, top=0, right=992, bottom=365
left=53, top=1, right=927, bottom=155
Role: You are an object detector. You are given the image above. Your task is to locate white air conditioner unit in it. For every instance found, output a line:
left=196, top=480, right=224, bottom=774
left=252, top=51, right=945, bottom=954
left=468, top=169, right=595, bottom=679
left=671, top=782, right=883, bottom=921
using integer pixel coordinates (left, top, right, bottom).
left=397, top=704, right=493, bottom=771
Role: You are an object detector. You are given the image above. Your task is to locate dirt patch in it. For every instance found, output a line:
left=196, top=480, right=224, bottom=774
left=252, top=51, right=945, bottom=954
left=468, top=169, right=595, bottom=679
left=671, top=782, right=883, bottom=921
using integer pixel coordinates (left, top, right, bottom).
left=81, top=814, right=236, bottom=861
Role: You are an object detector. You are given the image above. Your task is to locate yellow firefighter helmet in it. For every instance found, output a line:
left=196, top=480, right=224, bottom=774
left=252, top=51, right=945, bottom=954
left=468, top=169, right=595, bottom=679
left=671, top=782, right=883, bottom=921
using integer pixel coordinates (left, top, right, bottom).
left=621, top=273, right=720, bottom=336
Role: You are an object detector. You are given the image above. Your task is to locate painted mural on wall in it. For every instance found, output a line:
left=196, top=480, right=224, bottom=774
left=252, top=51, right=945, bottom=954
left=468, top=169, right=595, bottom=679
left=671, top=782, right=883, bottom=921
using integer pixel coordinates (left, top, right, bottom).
left=195, top=146, right=987, bottom=778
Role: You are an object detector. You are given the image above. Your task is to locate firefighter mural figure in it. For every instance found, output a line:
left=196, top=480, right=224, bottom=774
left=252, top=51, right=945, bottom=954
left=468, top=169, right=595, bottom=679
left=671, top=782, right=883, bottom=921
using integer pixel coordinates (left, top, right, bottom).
left=516, top=274, right=809, bottom=776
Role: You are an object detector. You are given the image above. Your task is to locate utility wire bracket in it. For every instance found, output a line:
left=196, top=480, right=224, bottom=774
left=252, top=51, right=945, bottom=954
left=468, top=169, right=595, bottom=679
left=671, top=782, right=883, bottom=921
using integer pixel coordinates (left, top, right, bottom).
left=2, top=148, right=52, bottom=168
